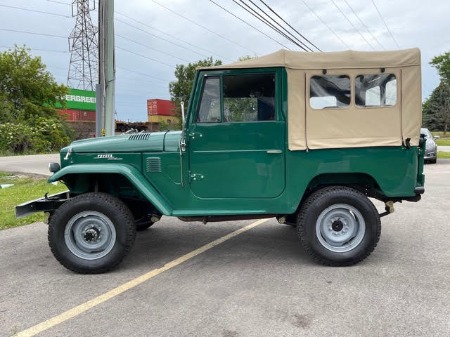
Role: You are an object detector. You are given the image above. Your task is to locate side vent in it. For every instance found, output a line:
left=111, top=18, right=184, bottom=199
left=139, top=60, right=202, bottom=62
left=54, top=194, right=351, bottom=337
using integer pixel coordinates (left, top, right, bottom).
left=146, top=157, right=161, bottom=173
left=128, top=133, right=152, bottom=141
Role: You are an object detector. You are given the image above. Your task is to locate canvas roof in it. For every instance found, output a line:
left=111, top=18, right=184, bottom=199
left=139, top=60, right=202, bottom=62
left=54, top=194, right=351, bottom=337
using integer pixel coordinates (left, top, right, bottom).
left=203, top=48, right=421, bottom=71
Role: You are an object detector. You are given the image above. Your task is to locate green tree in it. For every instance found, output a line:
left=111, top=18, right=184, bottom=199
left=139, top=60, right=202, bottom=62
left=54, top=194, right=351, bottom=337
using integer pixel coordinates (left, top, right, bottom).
left=430, top=52, right=450, bottom=83
left=169, top=57, right=222, bottom=128
left=422, top=82, right=450, bottom=134
left=0, top=46, right=72, bottom=154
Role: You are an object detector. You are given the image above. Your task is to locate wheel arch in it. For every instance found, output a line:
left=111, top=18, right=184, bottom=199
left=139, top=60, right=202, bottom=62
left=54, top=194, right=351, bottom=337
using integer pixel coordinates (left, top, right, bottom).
left=48, top=164, right=173, bottom=215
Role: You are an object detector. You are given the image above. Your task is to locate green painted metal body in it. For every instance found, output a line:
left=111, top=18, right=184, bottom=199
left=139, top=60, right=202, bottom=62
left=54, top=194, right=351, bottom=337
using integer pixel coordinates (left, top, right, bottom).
left=49, top=67, right=425, bottom=217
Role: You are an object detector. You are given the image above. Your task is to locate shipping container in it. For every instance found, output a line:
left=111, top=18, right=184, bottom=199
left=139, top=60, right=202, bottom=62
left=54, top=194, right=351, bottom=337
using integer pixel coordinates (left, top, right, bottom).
left=147, top=99, right=176, bottom=116
left=148, top=115, right=179, bottom=124
left=58, top=109, right=96, bottom=122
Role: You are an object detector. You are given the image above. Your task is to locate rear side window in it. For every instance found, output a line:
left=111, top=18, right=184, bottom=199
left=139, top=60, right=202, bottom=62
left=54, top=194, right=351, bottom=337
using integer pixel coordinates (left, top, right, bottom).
left=310, top=75, right=350, bottom=109
left=355, top=74, right=397, bottom=107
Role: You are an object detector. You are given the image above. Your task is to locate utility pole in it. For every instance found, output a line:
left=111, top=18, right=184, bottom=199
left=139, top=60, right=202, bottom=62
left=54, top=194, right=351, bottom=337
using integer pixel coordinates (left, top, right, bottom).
left=97, top=0, right=115, bottom=136
left=67, top=0, right=98, bottom=91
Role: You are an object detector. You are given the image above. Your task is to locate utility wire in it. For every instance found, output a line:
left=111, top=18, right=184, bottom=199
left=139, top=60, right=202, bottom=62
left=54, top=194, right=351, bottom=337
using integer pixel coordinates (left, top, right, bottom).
left=233, top=0, right=309, bottom=51
left=370, top=0, right=400, bottom=48
left=208, top=0, right=290, bottom=50
left=116, top=33, right=191, bottom=63
left=151, top=0, right=259, bottom=55
left=258, top=0, right=321, bottom=51
left=330, top=0, right=375, bottom=49
left=0, top=45, right=68, bottom=53
left=300, top=0, right=349, bottom=49
left=115, top=17, right=212, bottom=60
left=0, top=3, right=70, bottom=18
left=238, top=0, right=312, bottom=51
left=117, top=66, right=168, bottom=83
left=0, top=28, right=67, bottom=39
left=342, top=0, right=384, bottom=49
left=116, top=46, right=175, bottom=68
left=116, top=11, right=229, bottom=61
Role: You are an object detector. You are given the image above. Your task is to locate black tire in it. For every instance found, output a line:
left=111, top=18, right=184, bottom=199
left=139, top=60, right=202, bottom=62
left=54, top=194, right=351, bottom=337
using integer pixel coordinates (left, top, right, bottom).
left=48, top=192, right=136, bottom=274
left=297, top=186, right=381, bottom=266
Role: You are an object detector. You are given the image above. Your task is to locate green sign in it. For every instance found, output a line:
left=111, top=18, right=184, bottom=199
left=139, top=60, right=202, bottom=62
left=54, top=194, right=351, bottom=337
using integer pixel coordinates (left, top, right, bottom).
left=56, top=88, right=96, bottom=111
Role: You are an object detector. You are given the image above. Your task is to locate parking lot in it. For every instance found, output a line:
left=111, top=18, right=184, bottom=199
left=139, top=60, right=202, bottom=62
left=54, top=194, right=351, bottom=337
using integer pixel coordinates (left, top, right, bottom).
left=1, top=161, right=449, bottom=337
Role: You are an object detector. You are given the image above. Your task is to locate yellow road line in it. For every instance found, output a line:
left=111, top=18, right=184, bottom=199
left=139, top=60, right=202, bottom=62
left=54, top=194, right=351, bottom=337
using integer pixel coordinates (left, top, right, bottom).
left=15, top=218, right=269, bottom=337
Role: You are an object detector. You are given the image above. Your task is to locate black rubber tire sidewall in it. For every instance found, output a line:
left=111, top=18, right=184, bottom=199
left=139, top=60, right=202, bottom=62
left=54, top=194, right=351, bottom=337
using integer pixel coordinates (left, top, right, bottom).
left=48, top=193, right=136, bottom=274
left=297, top=187, right=381, bottom=266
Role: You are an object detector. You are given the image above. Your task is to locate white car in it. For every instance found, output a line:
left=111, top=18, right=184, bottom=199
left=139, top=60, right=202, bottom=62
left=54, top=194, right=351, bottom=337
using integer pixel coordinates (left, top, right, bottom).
left=420, top=128, right=438, bottom=163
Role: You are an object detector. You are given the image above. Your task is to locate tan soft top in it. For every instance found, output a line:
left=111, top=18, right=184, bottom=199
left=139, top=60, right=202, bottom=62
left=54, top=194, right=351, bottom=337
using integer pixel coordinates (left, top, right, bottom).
left=202, top=49, right=422, bottom=150
left=204, top=48, right=420, bottom=70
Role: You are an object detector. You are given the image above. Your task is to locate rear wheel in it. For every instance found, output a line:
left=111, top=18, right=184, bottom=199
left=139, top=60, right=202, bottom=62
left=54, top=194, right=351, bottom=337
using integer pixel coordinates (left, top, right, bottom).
left=297, top=186, right=381, bottom=266
left=48, top=193, right=136, bottom=274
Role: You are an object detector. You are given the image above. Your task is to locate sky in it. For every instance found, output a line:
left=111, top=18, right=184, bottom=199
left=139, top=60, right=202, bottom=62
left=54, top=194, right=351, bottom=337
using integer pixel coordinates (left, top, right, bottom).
left=0, top=0, right=449, bottom=122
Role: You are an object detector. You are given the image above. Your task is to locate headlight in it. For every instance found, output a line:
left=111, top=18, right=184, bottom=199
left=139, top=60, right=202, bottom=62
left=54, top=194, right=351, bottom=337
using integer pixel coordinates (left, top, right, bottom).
left=49, top=162, right=61, bottom=173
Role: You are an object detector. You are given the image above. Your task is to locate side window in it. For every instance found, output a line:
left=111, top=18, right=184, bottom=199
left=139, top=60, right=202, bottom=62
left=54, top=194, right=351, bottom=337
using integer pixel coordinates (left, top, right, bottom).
left=355, top=74, right=397, bottom=107
left=223, top=73, right=275, bottom=122
left=310, top=75, right=350, bottom=109
left=197, top=77, right=221, bottom=123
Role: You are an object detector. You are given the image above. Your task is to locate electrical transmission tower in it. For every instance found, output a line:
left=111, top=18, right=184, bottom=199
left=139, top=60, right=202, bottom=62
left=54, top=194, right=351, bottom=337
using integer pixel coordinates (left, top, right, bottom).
left=67, top=0, right=98, bottom=91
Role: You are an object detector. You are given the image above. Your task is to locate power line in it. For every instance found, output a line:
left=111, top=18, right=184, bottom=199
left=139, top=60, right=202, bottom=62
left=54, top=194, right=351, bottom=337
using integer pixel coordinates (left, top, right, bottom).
left=0, top=45, right=68, bottom=53
left=117, top=66, right=168, bottom=83
left=116, top=46, right=175, bottom=68
left=258, top=0, right=321, bottom=51
left=233, top=0, right=310, bottom=51
left=115, top=17, right=212, bottom=60
left=208, top=0, right=290, bottom=50
left=342, top=0, right=384, bottom=50
left=330, top=0, right=375, bottom=49
left=151, top=0, right=259, bottom=55
left=300, top=0, right=349, bottom=49
left=0, top=3, right=70, bottom=18
left=237, top=0, right=311, bottom=51
left=116, top=11, right=230, bottom=62
left=0, top=28, right=67, bottom=39
left=116, top=34, right=191, bottom=63
left=371, top=0, right=400, bottom=48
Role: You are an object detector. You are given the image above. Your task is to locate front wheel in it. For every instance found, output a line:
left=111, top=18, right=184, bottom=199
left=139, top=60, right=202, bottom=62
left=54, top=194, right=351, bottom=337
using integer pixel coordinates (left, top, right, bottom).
left=297, top=186, right=381, bottom=266
left=48, top=193, right=136, bottom=274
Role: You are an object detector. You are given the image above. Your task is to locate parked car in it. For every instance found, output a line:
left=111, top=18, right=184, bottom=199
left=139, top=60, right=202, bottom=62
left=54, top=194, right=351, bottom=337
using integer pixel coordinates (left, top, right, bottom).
left=16, top=48, right=425, bottom=273
left=420, top=128, right=438, bottom=163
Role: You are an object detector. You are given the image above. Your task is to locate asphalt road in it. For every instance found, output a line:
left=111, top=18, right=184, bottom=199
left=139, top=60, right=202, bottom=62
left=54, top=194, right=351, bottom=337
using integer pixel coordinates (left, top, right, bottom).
left=1, top=161, right=449, bottom=337
left=0, top=154, right=59, bottom=177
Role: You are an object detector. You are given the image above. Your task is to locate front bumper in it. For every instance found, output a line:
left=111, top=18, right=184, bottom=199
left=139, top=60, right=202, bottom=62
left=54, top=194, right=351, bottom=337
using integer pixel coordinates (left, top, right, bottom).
left=15, top=191, right=69, bottom=218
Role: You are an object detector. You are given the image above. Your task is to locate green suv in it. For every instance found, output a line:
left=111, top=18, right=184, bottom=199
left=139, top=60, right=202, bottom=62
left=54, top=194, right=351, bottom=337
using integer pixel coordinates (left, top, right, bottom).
left=17, top=48, right=425, bottom=273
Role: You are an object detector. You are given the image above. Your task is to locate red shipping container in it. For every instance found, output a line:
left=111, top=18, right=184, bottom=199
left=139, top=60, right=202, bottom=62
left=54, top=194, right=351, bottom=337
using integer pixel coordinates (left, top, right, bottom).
left=58, top=109, right=96, bottom=122
left=147, top=99, right=176, bottom=116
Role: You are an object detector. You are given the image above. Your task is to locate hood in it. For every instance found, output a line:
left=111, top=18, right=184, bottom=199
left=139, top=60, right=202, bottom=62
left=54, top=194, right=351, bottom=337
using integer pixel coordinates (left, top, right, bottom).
left=64, top=131, right=182, bottom=153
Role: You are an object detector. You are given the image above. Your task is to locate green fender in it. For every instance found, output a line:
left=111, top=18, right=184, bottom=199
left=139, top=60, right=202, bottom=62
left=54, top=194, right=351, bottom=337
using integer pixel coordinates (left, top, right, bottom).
left=48, top=164, right=173, bottom=215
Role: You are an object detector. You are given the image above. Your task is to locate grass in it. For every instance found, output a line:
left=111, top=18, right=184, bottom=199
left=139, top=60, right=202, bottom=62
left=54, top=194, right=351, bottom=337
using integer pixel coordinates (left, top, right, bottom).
left=438, top=151, right=450, bottom=159
left=0, top=172, right=67, bottom=230
left=431, top=131, right=450, bottom=146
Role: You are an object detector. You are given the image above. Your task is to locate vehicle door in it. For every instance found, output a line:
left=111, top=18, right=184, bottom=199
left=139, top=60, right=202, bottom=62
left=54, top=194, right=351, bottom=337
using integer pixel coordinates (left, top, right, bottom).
left=187, top=69, right=285, bottom=199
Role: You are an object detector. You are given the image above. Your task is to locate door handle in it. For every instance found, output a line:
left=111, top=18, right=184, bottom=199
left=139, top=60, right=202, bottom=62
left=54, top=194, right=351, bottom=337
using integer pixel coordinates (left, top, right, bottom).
left=267, top=150, right=282, bottom=154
